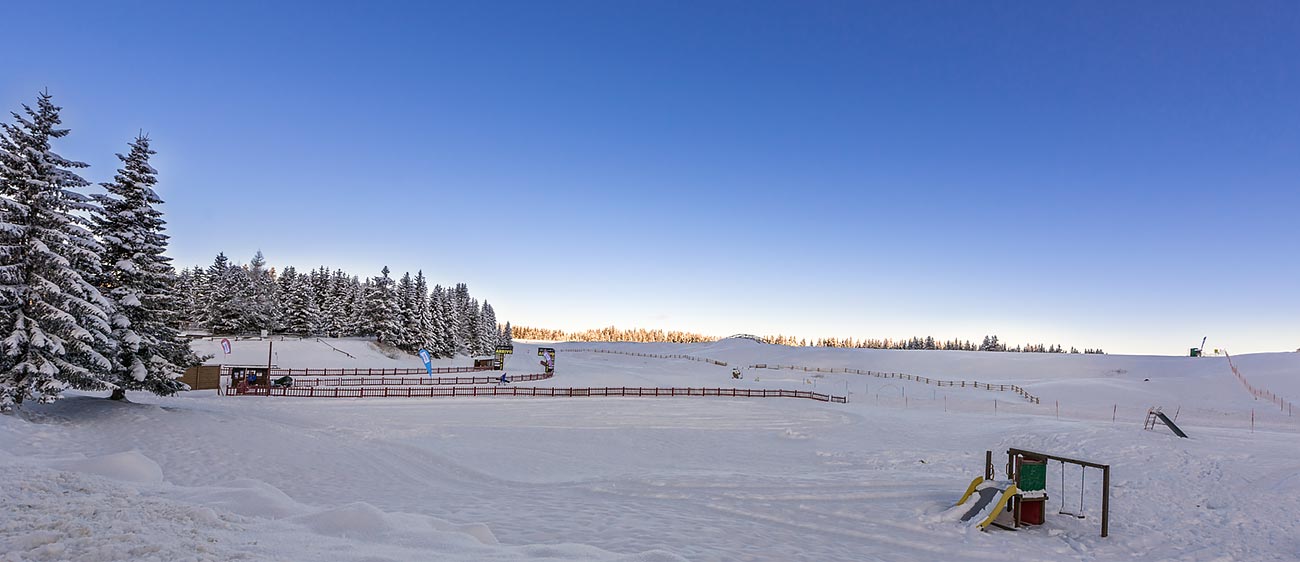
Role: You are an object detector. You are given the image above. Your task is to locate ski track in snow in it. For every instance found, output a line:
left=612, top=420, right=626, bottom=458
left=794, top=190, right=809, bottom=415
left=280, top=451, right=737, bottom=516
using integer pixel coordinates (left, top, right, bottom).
left=2, top=338, right=1298, bottom=561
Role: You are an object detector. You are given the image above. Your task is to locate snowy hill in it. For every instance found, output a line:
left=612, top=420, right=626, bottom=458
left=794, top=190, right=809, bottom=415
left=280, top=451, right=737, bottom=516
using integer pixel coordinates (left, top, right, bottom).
left=2, top=339, right=1297, bottom=561
left=191, top=336, right=462, bottom=370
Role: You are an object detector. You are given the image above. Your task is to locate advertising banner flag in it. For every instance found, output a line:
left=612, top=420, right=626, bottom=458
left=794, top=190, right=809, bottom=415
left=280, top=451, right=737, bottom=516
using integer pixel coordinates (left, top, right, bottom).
left=418, top=349, right=432, bottom=375
left=221, top=338, right=232, bottom=355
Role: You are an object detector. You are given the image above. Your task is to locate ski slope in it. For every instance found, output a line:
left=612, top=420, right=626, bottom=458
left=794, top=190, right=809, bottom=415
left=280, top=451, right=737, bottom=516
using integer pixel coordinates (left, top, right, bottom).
left=2, top=338, right=1297, bottom=561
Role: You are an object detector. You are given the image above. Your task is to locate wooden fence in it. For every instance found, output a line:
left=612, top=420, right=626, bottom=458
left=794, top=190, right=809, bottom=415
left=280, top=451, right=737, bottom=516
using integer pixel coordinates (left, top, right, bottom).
left=562, top=348, right=729, bottom=367
left=1225, top=352, right=1294, bottom=416
left=225, top=385, right=847, bottom=403
left=749, top=364, right=1040, bottom=403
left=180, top=365, right=222, bottom=390
left=288, top=372, right=553, bottom=387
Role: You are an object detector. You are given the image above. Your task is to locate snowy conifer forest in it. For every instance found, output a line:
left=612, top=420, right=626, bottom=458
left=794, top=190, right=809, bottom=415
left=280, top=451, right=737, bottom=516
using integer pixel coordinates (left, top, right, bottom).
left=175, top=257, right=511, bottom=359
left=0, top=92, right=510, bottom=410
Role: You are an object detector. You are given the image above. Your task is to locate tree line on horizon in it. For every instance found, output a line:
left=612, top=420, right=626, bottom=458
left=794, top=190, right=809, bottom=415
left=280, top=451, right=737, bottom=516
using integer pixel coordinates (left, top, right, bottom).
left=177, top=256, right=512, bottom=359
left=513, top=325, right=715, bottom=344
left=512, top=326, right=1104, bottom=354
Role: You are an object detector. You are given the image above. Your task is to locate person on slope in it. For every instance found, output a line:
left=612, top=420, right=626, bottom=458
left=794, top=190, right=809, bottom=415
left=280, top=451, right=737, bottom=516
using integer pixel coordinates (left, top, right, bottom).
left=499, top=372, right=509, bottom=385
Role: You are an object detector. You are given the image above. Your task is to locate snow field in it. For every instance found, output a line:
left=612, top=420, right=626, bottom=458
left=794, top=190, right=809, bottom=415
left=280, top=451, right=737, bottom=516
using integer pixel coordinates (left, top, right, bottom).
left=2, top=338, right=1297, bottom=561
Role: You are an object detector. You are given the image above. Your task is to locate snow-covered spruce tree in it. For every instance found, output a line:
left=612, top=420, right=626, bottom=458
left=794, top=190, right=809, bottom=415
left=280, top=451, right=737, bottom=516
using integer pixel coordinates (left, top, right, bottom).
left=275, top=265, right=298, bottom=328
left=479, top=301, right=498, bottom=351
left=393, top=271, right=415, bottom=350
left=280, top=270, right=321, bottom=335
left=428, top=284, right=454, bottom=358
left=92, top=135, right=201, bottom=399
left=501, top=321, right=512, bottom=347
left=244, top=251, right=275, bottom=333
left=321, top=269, right=349, bottom=337
left=309, top=266, right=330, bottom=315
left=465, top=298, right=483, bottom=356
left=203, top=253, right=249, bottom=334
left=346, top=275, right=365, bottom=336
left=0, top=92, right=115, bottom=408
left=332, top=271, right=356, bottom=336
left=176, top=267, right=207, bottom=325
left=363, top=267, right=399, bottom=343
left=412, top=271, right=431, bottom=352
left=451, top=283, right=472, bottom=354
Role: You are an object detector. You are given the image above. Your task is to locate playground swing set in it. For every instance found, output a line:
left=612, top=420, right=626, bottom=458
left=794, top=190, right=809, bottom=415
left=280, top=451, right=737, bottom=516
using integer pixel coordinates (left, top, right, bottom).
left=952, top=448, right=1111, bottom=537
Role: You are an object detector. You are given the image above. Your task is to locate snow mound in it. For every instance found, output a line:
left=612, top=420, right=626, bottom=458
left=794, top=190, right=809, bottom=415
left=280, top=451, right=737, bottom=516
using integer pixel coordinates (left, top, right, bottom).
left=59, top=450, right=164, bottom=484
left=292, top=501, right=394, bottom=538
left=440, top=521, right=498, bottom=546
left=0, top=465, right=242, bottom=561
left=174, top=478, right=305, bottom=519
left=780, top=428, right=810, bottom=440
left=289, top=502, right=505, bottom=548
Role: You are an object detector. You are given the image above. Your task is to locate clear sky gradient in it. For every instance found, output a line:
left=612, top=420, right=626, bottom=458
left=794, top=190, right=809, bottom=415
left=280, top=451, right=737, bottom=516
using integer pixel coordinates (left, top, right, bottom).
left=4, top=1, right=1297, bottom=355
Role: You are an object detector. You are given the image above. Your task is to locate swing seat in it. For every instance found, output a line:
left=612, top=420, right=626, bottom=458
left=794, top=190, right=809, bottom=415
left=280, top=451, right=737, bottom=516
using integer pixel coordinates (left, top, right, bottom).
left=1056, top=460, right=1089, bottom=520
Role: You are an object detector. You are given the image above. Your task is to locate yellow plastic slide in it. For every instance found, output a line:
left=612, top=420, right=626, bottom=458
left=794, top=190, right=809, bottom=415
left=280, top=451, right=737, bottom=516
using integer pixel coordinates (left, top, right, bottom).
left=954, top=476, right=1019, bottom=530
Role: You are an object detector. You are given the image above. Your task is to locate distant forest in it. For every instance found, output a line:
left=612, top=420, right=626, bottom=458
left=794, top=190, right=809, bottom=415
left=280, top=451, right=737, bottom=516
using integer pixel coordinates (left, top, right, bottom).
left=178, top=252, right=511, bottom=359
left=511, top=326, right=1105, bottom=354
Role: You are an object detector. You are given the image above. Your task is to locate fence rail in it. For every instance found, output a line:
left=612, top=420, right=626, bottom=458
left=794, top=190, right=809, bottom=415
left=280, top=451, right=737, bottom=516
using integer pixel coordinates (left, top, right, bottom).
left=1225, top=352, right=1294, bottom=416
left=562, top=348, right=729, bottom=367
left=225, top=385, right=847, bottom=403
left=749, top=364, right=1040, bottom=403
left=288, top=372, right=553, bottom=387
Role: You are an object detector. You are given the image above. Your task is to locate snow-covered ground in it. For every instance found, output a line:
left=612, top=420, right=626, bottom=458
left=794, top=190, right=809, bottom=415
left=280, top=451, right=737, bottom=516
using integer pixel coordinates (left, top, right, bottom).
left=2, top=338, right=1298, bottom=561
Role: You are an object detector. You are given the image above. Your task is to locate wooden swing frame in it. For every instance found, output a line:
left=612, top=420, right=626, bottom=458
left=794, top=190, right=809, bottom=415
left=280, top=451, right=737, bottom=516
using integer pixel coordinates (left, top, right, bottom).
left=1004, top=448, right=1111, bottom=537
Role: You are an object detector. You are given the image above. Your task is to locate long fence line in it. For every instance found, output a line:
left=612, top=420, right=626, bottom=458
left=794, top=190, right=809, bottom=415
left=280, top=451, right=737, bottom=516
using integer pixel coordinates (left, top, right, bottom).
left=288, top=372, right=554, bottom=388
left=559, top=348, right=1038, bottom=404
left=749, top=364, right=1041, bottom=404
left=226, top=384, right=846, bottom=403
left=562, top=348, right=730, bottom=367
left=1224, top=352, right=1294, bottom=416
left=219, top=366, right=492, bottom=377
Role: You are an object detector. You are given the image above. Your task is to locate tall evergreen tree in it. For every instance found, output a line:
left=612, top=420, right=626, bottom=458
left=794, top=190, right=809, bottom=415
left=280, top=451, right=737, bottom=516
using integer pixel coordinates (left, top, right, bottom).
left=203, top=253, right=249, bottom=334
left=451, top=283, right=472, bottom=354
left=244, top=250, right=275, bottom=333
left=275, top=265, right=298, bottom=331
left=92, top=135, right=200, bottom=399
left=321, top=269, right=349, bottom=337
left=429, top=284, right=455, bottom=358
left=281, top=270, right=321, bottom=335
left=363, top=267, right=399, bottom=343
left=412, top=271, right=431, bottom=352
left=394, top=271, right=415, bottom=350
left=346, top=275, right=365, bottom=336
left=501, top=321, right=512, bottom=346
left=309, top=266, right=330, bottom=314
left=465, top=298, right=483, bottom=355
left=479, top=301, right=498, bottom=352
left=176, top=267, right=207, bottom=326
left=0, top=92, right=115, bottom=408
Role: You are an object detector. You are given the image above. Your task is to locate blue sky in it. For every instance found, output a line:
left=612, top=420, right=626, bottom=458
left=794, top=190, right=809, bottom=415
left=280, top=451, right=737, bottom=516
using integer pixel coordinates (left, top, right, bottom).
left=4, top=1, right=1297, bottom=354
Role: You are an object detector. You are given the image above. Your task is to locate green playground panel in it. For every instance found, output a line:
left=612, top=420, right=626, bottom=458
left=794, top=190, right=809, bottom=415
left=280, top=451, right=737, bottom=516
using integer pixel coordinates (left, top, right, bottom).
left=1019, top=460, right=1047, bottom=491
